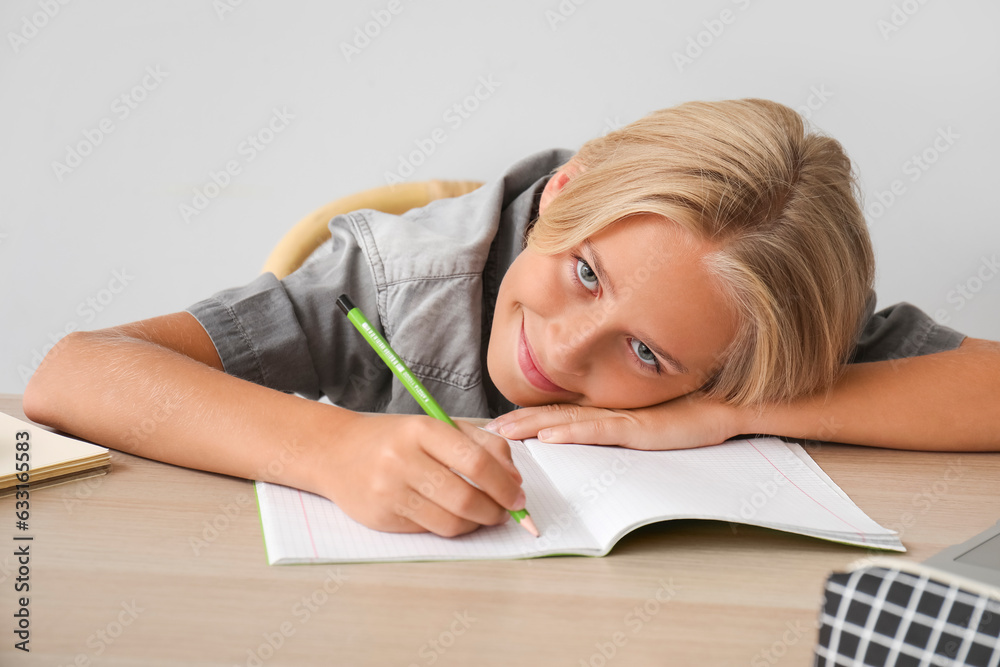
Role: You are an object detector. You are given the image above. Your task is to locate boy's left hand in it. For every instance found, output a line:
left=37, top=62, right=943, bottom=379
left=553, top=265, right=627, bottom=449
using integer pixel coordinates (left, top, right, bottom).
left=486, top=392, right=743, bottom=451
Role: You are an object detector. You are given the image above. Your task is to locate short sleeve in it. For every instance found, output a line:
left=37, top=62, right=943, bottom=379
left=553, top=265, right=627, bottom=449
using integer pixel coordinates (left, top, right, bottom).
left=848, top=299, right=966, bottom=364
left=186, top=271, right=322, bottom=393
left=185, top=216, right=391, bottom=408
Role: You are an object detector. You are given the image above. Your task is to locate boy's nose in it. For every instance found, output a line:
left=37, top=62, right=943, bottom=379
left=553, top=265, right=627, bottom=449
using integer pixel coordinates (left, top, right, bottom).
left=545, top=308, right=601, bottom=375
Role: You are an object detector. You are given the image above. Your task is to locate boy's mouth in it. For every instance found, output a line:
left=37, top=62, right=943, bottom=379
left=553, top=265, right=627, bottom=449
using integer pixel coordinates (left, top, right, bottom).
left=518, top=318, right=566, bottom=393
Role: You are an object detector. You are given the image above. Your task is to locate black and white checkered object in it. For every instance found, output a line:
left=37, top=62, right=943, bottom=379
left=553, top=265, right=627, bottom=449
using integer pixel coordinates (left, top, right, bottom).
left=815, top=564, right=1000, bottom=666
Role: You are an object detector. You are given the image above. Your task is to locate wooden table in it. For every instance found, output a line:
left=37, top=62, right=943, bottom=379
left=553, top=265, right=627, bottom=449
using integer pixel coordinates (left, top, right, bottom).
left=1, top=393, right=998, bottom=666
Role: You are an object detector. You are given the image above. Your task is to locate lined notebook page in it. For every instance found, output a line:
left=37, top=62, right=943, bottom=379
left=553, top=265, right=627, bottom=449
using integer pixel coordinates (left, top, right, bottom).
left=525, top=436, right=903, bottom=553
left=255, top=439, right=600, bottom=564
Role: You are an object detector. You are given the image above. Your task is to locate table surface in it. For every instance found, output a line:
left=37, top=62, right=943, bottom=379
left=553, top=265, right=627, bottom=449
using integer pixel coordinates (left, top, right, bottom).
left=1, top=393, right=998, bottom=667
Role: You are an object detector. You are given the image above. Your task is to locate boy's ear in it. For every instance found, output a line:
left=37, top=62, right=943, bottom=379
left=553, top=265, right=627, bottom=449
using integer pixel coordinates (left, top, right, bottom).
left=538, top=158, right=583, bottom=215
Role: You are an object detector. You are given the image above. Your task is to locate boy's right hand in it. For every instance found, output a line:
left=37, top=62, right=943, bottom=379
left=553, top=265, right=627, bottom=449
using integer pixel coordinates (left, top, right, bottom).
left=309, top=412, right=526, bottom=537
left=22, top=312, right=525, bottom=540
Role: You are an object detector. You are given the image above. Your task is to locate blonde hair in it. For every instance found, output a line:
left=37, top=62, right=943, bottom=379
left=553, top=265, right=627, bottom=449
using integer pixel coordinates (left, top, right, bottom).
left=527, top=99, right=875, bottom=406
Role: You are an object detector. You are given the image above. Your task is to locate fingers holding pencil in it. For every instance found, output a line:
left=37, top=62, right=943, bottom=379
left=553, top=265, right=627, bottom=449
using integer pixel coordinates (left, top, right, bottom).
left=453, top=420, right=522, bottom=485
left=421, top=419, right=528, bottom=517
left=447, top=421, right=539, bottom=538
left=371, top=415, right=526, bottom=537
left=394, top=456, right=508, bottom=538
left=323, top=413, right=522, bottom=537
left=397, top=419, right=534, bottom=538
left=336, top=294, right=539, bottom=537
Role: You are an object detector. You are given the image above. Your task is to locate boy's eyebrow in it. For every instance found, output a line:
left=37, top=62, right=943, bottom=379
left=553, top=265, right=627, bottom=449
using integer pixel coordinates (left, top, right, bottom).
left=583, top=240, right=690, bottom=375
left=583, top=240, right=617, bottom=296
left=633, top=334, right=690, bottom=375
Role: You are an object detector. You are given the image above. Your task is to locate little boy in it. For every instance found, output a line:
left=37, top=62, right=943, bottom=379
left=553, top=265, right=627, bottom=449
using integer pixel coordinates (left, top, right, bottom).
left=24, top=99, right=1000, bottom=538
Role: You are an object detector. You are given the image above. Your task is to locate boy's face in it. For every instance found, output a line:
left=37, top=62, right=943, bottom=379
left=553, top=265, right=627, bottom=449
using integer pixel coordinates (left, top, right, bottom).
left=487, top=212, right=738, bottom=409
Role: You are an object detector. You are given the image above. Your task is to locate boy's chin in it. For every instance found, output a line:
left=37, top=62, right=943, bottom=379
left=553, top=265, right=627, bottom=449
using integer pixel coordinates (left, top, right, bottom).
left=489, top=371, right=540, bottom=410
left=493, top=380, right=527, bottom=408
left=497, top=385, right=566, bottom=411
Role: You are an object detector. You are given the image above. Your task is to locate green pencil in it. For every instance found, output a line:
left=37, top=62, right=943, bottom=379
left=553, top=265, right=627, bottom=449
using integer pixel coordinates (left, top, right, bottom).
left=336, top=294, right=539, bottom=538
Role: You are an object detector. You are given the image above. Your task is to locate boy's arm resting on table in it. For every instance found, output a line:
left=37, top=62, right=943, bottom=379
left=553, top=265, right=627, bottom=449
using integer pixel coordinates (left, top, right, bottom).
left=22, top=312, right=525, bottom=537
left=489, top=337, right=1000, bottom=452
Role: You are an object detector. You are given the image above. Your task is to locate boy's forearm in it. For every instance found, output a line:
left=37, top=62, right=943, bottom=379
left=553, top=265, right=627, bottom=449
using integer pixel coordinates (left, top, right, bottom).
left=23, top=330, right=351, bottom=491
left=738, top=338, right=1000, bottom=451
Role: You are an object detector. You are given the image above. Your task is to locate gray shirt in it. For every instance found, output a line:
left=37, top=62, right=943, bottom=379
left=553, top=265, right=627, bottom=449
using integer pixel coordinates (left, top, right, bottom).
left=187, top=149, right=966, bottom=418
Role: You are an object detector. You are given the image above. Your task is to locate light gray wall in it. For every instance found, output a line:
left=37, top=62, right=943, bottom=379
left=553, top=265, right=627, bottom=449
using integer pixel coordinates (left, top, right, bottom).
left=3, top=0, right=998, bottom=393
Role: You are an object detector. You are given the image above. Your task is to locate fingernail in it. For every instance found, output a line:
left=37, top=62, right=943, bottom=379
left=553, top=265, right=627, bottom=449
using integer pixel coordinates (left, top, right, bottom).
left=538, top=429, right=551, bottom=441
left=484, top=420, right=499, bottom=432
left=512, top=490, right=526, bottom=511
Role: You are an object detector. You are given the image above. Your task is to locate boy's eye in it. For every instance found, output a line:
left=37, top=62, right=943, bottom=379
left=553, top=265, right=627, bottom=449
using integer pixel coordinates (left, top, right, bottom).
left=575, top=258, right=599, bottom=292
left=630, top=339, right=657, bottom=366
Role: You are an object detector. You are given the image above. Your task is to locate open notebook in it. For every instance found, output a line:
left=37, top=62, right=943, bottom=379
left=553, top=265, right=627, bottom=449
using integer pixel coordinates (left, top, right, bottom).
left=0, top=412, right=110, bottom=496
left=255, top=436, right=904, bottom=564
